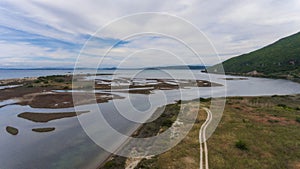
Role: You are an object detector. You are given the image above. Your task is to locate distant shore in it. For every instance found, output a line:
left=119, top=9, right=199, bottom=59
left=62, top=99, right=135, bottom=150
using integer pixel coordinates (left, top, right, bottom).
left=223, top=72, right=300, bottom=83
left=0, top=74, right=222, bottom=108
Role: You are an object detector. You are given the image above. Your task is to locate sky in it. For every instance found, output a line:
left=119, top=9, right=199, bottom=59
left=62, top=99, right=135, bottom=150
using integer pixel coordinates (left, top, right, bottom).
left=1, top=0, right=300, bottom=68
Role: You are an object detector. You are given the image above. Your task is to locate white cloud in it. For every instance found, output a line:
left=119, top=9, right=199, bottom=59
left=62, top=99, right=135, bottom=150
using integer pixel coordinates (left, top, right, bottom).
left=1, top=0, right=300, bottom=67
left=0, top=41, right=76, bottom=68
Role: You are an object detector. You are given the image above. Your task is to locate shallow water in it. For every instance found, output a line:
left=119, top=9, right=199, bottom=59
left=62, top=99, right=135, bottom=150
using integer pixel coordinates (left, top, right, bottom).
left=0, top=69, right=300, bottom=169
left=0, top=85, right=22, bottom=90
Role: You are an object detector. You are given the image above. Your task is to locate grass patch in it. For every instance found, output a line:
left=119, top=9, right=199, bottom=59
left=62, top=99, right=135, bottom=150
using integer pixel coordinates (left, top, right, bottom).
left=131, top=95, right=300, bottom=169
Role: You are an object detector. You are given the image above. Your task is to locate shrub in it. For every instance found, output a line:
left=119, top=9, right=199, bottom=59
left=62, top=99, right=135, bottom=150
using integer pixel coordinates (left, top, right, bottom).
left=296, top=117, right=300, bottom=123
left=54, top=78, right=64, bottom=83
left=235, top=140, right=248, bottom=150
left=268, top=119, right=279, bottom=123
left=162, top=119, right=173, bottom=127
left=26, top=84, right=33, bottom=88
left=34, top=80, right=41, bottom=83
left=277, top=104, right=287, bottom=108
left=200, top=98, right=211, bottom=102
left=103, top=160, right=115, bottom=168
left=37, top=76, right=45, bottom=80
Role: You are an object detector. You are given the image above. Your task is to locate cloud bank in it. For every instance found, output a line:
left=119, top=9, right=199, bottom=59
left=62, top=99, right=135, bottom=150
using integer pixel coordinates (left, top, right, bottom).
left=1, top=0, right=300, bottom=68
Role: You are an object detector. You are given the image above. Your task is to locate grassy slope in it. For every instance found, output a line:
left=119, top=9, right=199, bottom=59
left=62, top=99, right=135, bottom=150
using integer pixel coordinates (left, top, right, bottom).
left=135, top=95, right=300, bottom=169
left=209, top=32, right=300, bottom=81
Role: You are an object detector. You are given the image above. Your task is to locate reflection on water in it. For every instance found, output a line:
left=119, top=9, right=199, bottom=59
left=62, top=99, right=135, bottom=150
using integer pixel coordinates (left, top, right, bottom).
left=0, top=70, right=300, bottom=169
left=0, top=104, right=107, bottom=169
left=0, top=99, right=17, bottom=107
left=0, top=85, right=22, bottom=90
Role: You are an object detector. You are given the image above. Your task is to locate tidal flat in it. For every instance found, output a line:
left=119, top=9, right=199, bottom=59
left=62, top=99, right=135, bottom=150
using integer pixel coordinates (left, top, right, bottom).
left=1, top=72, right=300, bottom=169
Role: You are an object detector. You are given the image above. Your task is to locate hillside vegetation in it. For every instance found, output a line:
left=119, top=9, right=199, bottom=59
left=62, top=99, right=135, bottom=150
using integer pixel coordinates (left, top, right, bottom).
left=209, top=32, right=300, bottom=82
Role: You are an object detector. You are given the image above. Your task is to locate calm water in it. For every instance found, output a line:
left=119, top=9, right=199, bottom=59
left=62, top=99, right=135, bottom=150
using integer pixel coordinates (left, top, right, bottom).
left=0, top=69, right=99, bottom=80
left=0, top=69, right=300, bottom=169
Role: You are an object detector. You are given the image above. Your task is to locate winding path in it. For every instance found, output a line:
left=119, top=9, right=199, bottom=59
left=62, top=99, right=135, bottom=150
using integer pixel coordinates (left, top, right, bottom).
left=199, top=108, right=212, bottom=169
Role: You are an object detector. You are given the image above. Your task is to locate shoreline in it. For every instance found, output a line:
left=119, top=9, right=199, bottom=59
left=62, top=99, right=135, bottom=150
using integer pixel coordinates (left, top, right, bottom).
left=0, top=74, right=223, bottom=108
left=119, top=94, right=300, bottom=169
left=98, top=101, right=183, bottom=169
left=1, top=73, right=300, bottom=168
left=212, top=71, right=300, bottom=84
left=98, top=94, right=300, bottom=168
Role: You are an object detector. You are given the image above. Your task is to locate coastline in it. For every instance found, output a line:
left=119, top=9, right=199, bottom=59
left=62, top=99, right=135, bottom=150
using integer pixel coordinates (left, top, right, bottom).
left=1, top=73, right=300, bottom=168
left=119, top=94, right=300, bottom=169
left=98, top=101, right=184, bottom=169
left=96, top=61, right=300, bottom=168
left=98, top=94, right=300, bottom=169
left=0, top=74, right=222, bottom=169
left=218, top=72, right=300, bottom=84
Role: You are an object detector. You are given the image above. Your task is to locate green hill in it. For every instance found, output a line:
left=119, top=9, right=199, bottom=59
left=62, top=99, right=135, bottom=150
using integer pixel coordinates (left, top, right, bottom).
left=209, top=32, right=300, bottom=82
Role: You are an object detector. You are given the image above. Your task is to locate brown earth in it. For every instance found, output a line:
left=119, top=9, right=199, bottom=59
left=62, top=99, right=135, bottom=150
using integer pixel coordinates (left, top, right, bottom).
left=32, top=127, right=56, bottom=132
left=6, top=126, right=19, bottom=135
left=18, top=111, right=90, bottom=123
left=18, top=92, right=123, bottom=108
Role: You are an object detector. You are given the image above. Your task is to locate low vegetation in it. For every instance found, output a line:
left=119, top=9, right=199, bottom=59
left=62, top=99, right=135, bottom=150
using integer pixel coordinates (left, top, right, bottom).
left=31, top=75, right=72, bottom=88
left=296, top=117, right=300, bottom=123
left=235, top=140, right=248, bottom=151
left=130, top=95, right=300, bottom=169
left=100, top=102, right=183, bottom=169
